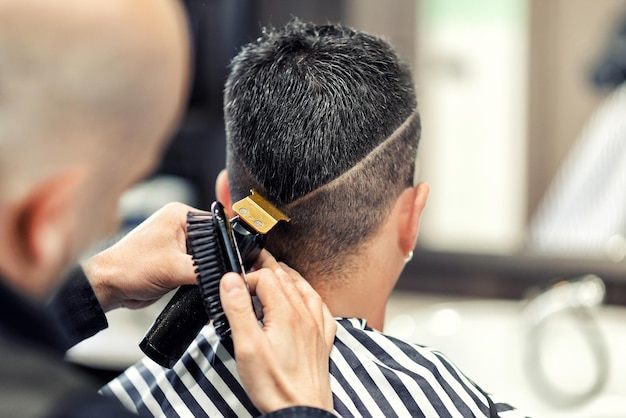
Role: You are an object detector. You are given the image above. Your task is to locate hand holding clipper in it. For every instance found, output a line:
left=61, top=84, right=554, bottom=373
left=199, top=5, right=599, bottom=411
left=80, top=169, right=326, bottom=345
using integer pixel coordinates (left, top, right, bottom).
left=139, top=191, right=289, bottom=368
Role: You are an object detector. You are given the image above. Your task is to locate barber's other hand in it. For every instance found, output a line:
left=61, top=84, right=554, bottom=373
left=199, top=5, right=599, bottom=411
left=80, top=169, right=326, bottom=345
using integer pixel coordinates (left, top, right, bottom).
left=82, top=202, right=198, bottom=311
left=220, top=250, right=336, bottom=414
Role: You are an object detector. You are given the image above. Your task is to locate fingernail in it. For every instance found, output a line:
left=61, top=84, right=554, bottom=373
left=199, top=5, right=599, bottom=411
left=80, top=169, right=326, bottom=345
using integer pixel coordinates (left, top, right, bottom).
left=221, top=273, right=244, bottom=294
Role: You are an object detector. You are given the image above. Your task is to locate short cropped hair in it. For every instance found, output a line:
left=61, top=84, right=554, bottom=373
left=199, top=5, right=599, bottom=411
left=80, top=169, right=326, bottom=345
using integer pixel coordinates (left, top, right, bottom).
left=224, top=19, right=420, bottom=280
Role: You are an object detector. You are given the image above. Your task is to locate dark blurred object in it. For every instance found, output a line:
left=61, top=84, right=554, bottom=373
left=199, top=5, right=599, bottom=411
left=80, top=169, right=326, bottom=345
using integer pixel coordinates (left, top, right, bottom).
left=154, top=0, right=344, bottom=210
left=155, top=0, right=258, bottom=210
left=593, top=12, right=626, bottom=89
left=398, top=247, right=626, bottom=306
left=183, top=0, right=257, bottom=114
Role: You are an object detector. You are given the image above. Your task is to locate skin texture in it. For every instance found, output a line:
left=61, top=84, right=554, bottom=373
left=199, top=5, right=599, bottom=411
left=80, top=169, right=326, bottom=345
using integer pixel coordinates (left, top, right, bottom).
left=0, top=0, right=335, bottom=414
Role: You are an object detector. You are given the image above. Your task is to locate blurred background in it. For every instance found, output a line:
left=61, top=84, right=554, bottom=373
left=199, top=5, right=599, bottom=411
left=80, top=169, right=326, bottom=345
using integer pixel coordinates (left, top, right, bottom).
left=69, top=1, right=626, bottom=417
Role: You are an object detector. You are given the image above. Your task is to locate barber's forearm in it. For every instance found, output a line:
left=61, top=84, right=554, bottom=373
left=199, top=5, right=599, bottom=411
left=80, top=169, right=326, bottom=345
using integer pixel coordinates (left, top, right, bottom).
left=47, top=265, right=108, bottom=349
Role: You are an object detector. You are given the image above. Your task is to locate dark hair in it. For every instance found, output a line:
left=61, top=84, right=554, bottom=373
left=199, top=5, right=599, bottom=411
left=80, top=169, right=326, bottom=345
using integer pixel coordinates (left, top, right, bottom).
left=224, top=18, right=420, bottom=280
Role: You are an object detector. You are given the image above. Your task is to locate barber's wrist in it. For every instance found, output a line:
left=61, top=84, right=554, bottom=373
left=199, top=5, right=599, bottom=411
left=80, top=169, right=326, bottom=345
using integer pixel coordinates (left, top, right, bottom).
left=47, top=265, right=109, bottom=348
left=263, top=406, right=337, bottom=418
left=81, top=250, right=120, bottom=312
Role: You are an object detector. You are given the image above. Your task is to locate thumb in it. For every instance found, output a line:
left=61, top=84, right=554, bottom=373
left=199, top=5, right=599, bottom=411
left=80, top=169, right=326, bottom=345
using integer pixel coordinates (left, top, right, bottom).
left=220, top=273, right=260, bottom=340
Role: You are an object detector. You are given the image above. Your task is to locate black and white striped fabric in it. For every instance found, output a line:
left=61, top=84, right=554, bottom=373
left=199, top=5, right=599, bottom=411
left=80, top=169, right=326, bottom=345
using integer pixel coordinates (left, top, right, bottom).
left=101, top=318, right=525, bottom=417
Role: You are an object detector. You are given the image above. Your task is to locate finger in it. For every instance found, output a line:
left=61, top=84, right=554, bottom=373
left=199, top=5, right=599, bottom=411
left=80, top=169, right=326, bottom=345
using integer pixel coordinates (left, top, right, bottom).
left=267, top=265, right=309, bottom=311
left=173, top=252, right=197, bottom=285
left=279, top=262, right=308, bottom=286
left=244, top=268, right=292, bottom=315
left=280, top=263, right=336, bottom=347
left=280, top=263, right=322, bottom=311
left=279, top=263, right=329, bottom=335
left=251, top=254, right=306, bottom=311
left=321, top=302, right=337, bottom=348
left=251, top=249, right=277, bottom=272
left=247, top=251, right=284, bottom=289
left=219, top=272, right=262, bottom=343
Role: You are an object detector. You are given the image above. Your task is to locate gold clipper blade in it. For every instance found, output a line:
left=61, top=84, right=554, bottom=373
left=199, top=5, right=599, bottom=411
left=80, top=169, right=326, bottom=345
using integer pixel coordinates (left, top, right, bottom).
left=232, top=190, right=290, bottom=234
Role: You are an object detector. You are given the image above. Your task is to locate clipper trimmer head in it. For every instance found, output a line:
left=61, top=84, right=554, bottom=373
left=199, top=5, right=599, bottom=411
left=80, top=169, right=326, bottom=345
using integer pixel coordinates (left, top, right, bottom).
left=232, top=189, right=290, bottom=234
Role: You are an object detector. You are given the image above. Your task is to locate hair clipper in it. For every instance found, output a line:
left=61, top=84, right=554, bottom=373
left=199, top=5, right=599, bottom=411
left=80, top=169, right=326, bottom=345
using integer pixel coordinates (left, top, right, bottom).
left=139, top=190, right=289, bottom=368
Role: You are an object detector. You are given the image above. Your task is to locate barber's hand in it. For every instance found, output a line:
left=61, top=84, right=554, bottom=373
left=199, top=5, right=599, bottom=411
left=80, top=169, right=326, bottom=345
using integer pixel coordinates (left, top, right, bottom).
left=220, top=250, right=336, bottom=414
left=82, top=202, right=198, bottom=312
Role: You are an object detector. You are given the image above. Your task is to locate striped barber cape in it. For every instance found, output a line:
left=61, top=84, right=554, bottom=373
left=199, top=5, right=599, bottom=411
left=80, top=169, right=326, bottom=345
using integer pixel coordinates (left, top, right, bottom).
left=101, top=318, right=526, bottom=418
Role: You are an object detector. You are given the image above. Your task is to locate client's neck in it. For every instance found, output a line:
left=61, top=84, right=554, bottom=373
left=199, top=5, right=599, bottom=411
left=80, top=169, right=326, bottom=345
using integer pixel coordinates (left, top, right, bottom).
left=311, top=238, right=405, bottom=332
left=316, top=279, right=389, bottom=331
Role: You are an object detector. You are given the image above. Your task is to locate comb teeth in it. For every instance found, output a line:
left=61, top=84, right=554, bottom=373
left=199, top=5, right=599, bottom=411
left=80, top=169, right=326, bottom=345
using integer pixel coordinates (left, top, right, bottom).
left=187, top=211, right=231, bottom=338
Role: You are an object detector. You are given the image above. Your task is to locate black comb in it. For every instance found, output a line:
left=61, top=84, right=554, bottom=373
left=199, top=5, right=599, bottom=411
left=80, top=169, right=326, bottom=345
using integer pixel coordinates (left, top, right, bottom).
left=187, top=202, right=241, bottom=338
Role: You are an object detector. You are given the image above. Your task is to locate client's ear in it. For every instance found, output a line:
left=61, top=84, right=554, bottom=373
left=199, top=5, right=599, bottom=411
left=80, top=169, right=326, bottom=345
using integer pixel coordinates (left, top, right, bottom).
left=398, top=182, right=430, bottom=257
left=215, top=169, right=234, bottom=217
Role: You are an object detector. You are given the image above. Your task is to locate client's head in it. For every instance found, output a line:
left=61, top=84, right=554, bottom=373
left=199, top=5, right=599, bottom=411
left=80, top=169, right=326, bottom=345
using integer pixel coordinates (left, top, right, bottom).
left=223, top=19, right=423, bottom=287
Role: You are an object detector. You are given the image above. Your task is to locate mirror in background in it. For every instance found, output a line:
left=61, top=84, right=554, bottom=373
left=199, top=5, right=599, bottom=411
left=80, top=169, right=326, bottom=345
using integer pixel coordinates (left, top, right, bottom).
left=414, top=0, right=626, bottom=261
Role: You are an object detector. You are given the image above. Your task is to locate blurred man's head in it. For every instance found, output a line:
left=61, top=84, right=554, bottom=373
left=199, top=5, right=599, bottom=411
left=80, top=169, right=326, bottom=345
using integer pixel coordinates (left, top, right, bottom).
left=222, top=19, right=421, bottom=285
left=0, top=0, right=190, bottom=298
